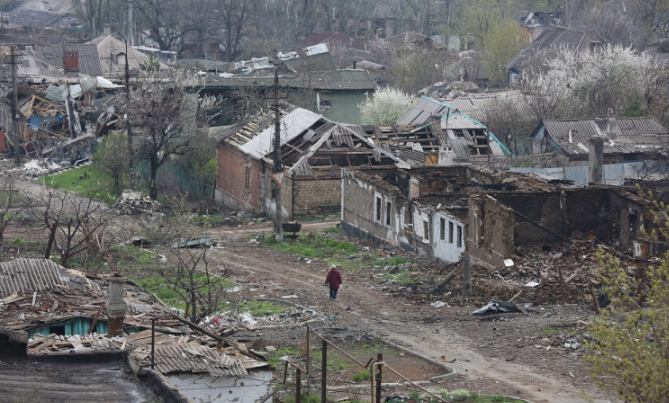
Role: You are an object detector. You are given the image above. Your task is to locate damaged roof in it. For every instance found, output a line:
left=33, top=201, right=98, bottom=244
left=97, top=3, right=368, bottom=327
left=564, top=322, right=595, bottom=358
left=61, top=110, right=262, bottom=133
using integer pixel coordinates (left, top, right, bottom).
left=506, top=26, right=595, bottom=71
left=204, top=69, right=376, bottom=91
left=398, top=96, right=511, bottom=157
left=33, top=44, right=104, bottom=76
left=533, top=117, right=669, bottom=156
left=0, top=259, right=70, bottom=297
left=220, top=104, right=410, bottom=173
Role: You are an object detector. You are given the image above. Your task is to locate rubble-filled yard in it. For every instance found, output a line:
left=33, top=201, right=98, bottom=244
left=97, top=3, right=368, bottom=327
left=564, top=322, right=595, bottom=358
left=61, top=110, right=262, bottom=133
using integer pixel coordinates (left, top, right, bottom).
left=0, top=176, right=620, bottom=402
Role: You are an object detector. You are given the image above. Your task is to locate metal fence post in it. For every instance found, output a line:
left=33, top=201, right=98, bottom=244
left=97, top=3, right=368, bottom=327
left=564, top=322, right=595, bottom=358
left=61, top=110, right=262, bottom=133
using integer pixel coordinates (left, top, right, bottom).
left=321, top=339, right=327, bottom=403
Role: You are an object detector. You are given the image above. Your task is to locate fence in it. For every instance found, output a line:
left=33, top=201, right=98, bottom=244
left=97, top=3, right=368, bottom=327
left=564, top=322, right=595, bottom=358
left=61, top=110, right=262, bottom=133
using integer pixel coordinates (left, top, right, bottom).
left=136, top=160, right=215, bottom=200
left=510, top=161, right=665, bottom=186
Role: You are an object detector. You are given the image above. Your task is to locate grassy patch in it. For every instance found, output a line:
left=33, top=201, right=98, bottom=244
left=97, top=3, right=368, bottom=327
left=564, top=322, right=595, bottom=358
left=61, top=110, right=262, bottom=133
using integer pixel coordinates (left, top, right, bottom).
left=41, top=165, right=119, bottom=204
left=379, top=269, right=416, bottom=285
left=189, top=214, right=228, bottom=227
left=352, top=369, right=371, bottom=382
left=266, top=347, right=300, bottom=367
left=238, top=300, right=287, bottom=316
left=267, top=233, right=359, bottom=262
left=323, top=226, right=341, bottom=233
left=298, top=213, right=340, bottom=222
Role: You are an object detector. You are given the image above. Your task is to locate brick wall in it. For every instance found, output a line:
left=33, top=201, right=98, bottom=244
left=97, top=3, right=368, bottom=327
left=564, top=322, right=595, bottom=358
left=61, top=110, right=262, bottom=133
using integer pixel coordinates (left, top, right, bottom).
left=495, top=192, right=565, bottom=244
left=292, top=176, right=341, bottom=215
left=216, top=144, right=263, bottom=212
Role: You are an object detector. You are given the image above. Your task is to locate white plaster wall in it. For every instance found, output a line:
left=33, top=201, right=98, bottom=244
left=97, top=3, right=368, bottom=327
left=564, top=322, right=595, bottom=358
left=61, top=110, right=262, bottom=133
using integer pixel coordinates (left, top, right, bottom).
left=413, top=208, right=431, bottom=242
left=432, top=212, right=465, bottom=263
left=167, top=372, right=273, bottom=403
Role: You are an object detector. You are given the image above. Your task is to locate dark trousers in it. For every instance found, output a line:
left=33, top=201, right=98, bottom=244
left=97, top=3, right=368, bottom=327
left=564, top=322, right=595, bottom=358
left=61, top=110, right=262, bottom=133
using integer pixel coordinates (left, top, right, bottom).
left=329, top=288, right=339, bottom=300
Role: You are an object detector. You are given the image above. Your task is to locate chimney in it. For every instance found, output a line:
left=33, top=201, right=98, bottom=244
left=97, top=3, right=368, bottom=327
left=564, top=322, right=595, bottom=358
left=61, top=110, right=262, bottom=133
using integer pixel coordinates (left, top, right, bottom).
left=606, top=117, right=617, bottom=140
left=430, top=114, right=442, bottom=137
left=588, top=136, right=604, bottom=185
left=103, top=23, right=111, bottom=36
left=106, top=277, right=126, bottom=336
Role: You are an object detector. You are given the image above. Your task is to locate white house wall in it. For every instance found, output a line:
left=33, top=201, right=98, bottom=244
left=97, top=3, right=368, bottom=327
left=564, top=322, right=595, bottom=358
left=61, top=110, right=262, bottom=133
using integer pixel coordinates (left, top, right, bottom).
left=431, top=211, right=465, bottom=263
left=167, top=372, right=273, bottom=403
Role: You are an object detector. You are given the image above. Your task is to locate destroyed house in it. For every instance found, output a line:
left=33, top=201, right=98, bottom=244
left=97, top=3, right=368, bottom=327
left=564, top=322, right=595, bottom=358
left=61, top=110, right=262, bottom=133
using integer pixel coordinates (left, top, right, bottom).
left=398, top=96, right=511, bottom=163
left=530, top=117, right=669, bottom=163
left=342, top=166, right=653, bottom=267
left=341, top=166, right=500, bottom=263
left=215, top=104, right=408, bottom=218
left=0, top=259, right=272, bottom=403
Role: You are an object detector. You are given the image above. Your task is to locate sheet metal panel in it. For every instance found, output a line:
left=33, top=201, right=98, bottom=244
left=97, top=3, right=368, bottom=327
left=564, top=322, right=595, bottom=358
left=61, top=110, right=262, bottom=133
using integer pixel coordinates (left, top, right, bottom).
left=240, top=108, right=323, bottom=159
left=0, top=258, right=70, bottom=297
left=153, top=344, right=248, bottom=377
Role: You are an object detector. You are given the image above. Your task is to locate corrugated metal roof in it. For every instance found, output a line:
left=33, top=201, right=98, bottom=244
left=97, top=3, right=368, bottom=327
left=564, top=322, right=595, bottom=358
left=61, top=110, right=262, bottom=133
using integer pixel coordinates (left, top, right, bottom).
left=240, top=108, right=323, bottom=159
left=284, top=52, right=337, bottom=73
left=33, top=44, right=104, bottom=76
left=0, top=258, right=70, bottom=297
left=153, top=344, right=248, bottom=377
left=541, top=118, right=669, bottom=156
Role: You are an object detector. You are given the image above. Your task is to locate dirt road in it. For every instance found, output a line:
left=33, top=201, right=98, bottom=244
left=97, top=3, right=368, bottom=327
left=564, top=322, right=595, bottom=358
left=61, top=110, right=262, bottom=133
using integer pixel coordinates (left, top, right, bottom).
left=207, top=224, right=613, bottom=403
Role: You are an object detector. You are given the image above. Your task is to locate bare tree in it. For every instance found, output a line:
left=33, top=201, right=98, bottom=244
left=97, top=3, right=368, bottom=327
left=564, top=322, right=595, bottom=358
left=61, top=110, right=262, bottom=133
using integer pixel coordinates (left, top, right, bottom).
left=571, top=0, right=636, bottom=46
left=0, top=175, right=28, bottom=260
left=160, top=247, right=229, bottom=322
left=133, top=0, right=187, bottom=51
left=215, top=0, right=252, bottom=62
left=128, top=71, right=220, bottom=200
left=35, top=191, right=114, bottom=268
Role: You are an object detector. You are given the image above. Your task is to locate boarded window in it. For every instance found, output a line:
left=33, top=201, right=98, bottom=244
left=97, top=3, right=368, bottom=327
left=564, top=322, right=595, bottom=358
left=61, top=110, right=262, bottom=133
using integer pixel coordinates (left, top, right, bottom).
left=423, top=221, right=429, bottom=241
left=63, top=50, right=79, bottom=73
left=449, top=221, right=454, bottom=243
left=457, top=225, right=463, bottom=247
left=440, top=218, right=445, bottom=240
left=385, top=201, right=391, bottom=226
left=375, top=195, right=382, bottom=222
left=244, top=166, right=251, bottom=189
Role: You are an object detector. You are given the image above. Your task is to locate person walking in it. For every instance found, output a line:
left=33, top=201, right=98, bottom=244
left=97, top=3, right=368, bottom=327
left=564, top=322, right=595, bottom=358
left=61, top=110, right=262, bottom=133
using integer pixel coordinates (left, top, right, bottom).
left=324, top=264, right=343, bottom=300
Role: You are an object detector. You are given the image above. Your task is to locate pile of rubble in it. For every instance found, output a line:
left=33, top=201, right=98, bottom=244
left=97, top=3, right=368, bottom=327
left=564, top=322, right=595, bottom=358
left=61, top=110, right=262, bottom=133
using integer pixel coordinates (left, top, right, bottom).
left=198, top=307, right=324, bottom=333
left=113, top=190, right=162, bottom=214
left=29, top=333, right=128, bottom=354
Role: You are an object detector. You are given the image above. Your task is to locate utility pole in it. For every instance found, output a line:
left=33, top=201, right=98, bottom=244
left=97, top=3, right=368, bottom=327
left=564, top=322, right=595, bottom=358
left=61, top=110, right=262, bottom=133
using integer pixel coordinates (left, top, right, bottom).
left=118, top=32, right=135, bottom=188
left=10, top=45, right=20, bottom=166
left=273, top=68, right=284, bottom=241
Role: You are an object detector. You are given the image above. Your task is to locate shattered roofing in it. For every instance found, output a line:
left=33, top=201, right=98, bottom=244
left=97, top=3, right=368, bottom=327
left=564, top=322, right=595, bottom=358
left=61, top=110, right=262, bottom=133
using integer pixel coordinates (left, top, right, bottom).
left=0, top=259, right=70, bottom=297
left=538, top=118, right=669, bottom=156
left=506, top=26, right=593, bottom=71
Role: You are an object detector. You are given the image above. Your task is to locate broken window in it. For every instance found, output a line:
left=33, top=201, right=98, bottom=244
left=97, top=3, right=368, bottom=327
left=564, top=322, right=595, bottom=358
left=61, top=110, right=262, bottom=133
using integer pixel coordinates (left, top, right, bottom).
left=385, top=201, right=391, bottom=226
left=457, top=225, right=463, bottom=248
left=440, top=218, right=446, bottom=240
left=244, top=166, right=251, bottom=189
left=375, top=195, right=382, bottom=222
left=449, top=221, right=454, bottom=243
left=423, top=221, right=429, bottom=241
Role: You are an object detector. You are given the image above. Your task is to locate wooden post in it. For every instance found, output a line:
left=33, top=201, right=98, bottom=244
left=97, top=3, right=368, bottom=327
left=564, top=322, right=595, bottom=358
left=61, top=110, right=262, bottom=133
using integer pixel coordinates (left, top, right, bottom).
left=296, top=367, right=302, bottom=403
left=462, top=255, right=471, bottom=297
left=321, top=339, right=327, bottom=403
left=376, top=353, right=382, bottom=403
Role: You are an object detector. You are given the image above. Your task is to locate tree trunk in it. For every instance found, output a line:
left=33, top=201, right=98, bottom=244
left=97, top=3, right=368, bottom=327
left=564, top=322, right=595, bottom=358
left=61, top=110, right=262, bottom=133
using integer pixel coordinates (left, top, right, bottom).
left=149, top=162, right=159, bottom=200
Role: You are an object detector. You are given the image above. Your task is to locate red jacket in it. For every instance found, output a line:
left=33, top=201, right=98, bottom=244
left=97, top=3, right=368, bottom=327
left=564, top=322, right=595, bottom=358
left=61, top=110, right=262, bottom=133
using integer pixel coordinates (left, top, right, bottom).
left=325, top=268, right=343, bottom=289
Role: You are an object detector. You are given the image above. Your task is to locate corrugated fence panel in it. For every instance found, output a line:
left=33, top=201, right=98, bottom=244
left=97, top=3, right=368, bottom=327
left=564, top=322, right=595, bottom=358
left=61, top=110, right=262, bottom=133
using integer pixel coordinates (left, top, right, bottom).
left=137, top=161, right=215, bottom=200
left=512, top=162, right=655, bottom=186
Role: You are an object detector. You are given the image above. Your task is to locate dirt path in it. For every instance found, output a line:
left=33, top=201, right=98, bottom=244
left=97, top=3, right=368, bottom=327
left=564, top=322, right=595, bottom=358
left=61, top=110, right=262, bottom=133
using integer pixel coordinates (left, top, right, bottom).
left=208, top=229, right=613, bottom=403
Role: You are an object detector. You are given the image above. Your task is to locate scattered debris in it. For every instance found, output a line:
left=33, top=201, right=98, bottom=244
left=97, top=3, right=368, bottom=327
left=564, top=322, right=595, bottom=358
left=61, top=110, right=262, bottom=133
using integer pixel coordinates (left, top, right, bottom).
left=472, top=300, right=532, bottom=315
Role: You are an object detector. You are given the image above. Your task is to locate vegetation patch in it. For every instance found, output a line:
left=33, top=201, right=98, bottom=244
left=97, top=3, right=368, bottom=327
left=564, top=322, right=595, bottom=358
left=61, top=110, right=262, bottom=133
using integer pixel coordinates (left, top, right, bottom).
left=41, top=166, right=119, bottom=204
left=238, top=299, right=287, bottom=316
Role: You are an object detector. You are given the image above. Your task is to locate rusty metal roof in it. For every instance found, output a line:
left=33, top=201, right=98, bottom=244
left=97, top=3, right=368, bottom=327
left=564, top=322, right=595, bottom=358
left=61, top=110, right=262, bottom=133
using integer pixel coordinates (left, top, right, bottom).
left=152, top=343, right=248, bottom=377
left=0, top=258, right=70, bottom=298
